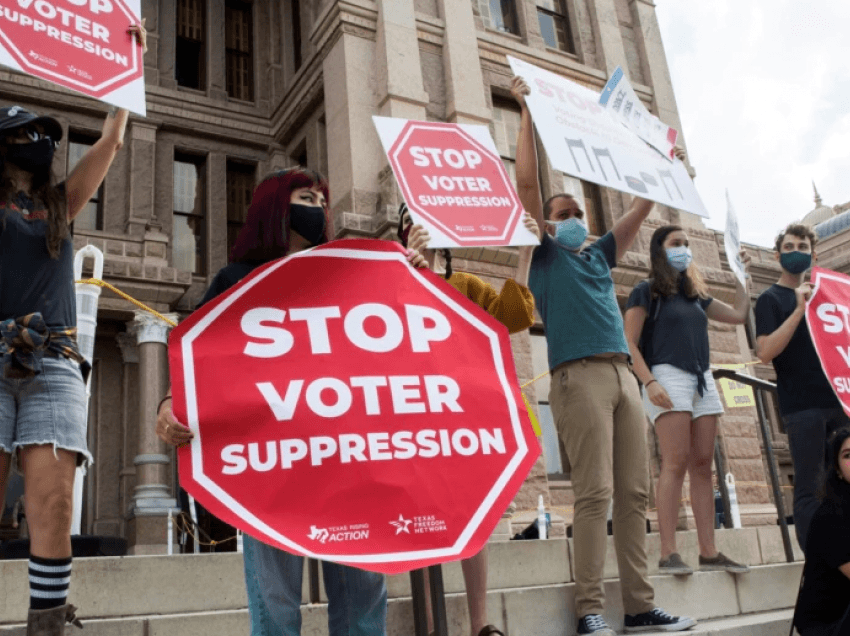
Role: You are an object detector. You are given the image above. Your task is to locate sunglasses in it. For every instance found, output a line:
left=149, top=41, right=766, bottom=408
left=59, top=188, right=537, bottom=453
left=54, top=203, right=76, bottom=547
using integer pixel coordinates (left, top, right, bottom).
left=6, top=125, right=59, bottom=147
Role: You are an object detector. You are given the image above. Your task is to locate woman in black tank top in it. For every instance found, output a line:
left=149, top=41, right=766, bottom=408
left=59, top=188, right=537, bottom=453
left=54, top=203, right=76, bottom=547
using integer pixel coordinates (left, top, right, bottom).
left=0, top=24, right=148, bottom=635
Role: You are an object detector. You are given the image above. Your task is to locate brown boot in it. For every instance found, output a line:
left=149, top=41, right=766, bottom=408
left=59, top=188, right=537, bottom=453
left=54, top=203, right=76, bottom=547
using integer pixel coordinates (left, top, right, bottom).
left=26, top=604, right=83, bottom=635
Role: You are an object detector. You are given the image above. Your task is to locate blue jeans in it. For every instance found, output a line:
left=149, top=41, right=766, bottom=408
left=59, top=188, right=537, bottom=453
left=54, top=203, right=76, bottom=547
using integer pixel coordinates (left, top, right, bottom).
left=242, top=534, right=387, bottom=636
left=782, top=407, right=849, bottom=552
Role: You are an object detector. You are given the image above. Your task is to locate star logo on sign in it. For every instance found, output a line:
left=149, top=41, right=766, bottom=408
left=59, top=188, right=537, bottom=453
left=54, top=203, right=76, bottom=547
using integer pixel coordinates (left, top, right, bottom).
left=389, top=515, right=412, bottom=535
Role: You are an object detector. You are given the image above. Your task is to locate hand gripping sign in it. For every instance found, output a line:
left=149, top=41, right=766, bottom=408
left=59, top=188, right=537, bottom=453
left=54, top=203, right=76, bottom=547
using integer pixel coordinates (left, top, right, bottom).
left=170, top=239, right=540, bottom=574
left=807, top=267, right=850, bottom=416
left=374, top=116, right=538, bottom=249
left=0, top=0, right=146, bottom=115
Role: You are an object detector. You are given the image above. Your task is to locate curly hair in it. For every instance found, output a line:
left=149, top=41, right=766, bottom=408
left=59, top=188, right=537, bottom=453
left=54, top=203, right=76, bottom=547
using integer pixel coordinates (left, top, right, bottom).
left=648, top=224, right=708, bottom=299
left=774, top=223, right=817, bottom=253
left=230, top=167, right=330, bottom=264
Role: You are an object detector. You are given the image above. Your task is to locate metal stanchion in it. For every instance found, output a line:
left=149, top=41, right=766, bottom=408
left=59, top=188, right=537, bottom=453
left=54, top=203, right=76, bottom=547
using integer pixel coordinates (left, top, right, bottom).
left=712, top=364, right=795, bottom=562
left=409, top=565, right=449, bottom=636
left=308, top=558, right=321, bottom=604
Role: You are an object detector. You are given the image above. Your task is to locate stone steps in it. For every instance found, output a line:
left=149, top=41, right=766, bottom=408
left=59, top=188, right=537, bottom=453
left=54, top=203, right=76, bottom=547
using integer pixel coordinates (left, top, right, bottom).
left=0, top=577, right=798, bottom=636
left=0, top=528, right=803, bottom=634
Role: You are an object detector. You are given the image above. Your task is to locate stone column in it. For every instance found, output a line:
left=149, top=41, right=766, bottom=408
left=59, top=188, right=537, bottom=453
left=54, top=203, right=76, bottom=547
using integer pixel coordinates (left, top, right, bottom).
left=436, top=0, right=491, bottom=125
left=586, top=0, right=629, bottom=75
left=158, top=1, right=177, bottom=90
left=375, top=0, right=429, bottom=119
left=116, top=331, right=139, bottom=539
left=322, top=32, right=384, bottom=234
left=208, top=0, right=228, bottom=101
left=126, top=312, right=179, bottom=555
left=126, top=122, right=158, bottom=239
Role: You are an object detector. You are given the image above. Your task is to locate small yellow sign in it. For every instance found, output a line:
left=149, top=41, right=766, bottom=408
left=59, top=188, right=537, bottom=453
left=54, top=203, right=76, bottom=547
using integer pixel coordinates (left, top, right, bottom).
left=521, top=392, right=543, bottom=436
left=714, top=364, right=756, bottom=409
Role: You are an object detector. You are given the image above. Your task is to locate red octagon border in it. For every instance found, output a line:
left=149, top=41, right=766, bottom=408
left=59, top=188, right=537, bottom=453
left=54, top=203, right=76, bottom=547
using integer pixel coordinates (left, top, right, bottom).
left=0, top=0, right=143, bottom=97
left=175, top=243, right=535, bottom=567
left=388, top=121, right=523, bottom=246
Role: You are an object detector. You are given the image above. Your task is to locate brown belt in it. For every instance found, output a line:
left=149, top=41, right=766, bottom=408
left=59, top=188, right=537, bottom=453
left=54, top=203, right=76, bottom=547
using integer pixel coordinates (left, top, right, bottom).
left=552, top=352, right=630, bottom=374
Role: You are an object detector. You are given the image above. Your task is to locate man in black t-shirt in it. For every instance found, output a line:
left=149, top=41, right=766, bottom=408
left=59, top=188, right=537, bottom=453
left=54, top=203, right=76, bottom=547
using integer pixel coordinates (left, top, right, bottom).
left=755, top=223, right=849, bottom=553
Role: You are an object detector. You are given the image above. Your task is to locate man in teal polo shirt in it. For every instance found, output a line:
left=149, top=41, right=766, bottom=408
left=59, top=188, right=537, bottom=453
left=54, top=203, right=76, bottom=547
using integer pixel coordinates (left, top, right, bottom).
left=511, top=77, right=696, bottom=635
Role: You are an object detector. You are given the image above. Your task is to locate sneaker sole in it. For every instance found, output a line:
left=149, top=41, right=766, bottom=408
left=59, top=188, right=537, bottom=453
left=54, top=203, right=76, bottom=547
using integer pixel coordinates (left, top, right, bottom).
left=624, top=617, right=698, bottom=633
left=659, top=566, right=694, bottom=576
left=578, top=630, right=616, bottom=636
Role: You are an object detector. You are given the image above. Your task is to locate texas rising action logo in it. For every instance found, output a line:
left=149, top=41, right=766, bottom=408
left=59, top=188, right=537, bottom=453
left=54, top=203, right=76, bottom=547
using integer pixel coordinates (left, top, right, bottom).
left=307, top=523, right=370, bottom=544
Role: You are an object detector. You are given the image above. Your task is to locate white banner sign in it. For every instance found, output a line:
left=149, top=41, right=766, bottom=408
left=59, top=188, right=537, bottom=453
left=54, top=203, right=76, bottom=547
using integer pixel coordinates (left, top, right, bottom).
left=724, top=190, right=747, bottom=286
left=508, top=56, right=708, bottom=218
left=599, top=66, right=678, bottom=161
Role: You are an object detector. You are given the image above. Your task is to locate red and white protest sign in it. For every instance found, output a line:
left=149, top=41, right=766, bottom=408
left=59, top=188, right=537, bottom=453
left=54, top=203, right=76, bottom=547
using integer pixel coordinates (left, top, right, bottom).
left=0, top=0, right=146, bottom=115
left=807, top=267, right=850, bottom=416
left=170, top=239, right=540, bottom=574
left=374, top=116, right=538, bottom=249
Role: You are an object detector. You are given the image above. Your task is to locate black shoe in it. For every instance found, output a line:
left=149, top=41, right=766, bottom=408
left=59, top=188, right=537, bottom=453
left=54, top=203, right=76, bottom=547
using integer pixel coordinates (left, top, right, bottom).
left=624, top=607, right=697, bottom=632
left=577, top=614, right=616, bottom=635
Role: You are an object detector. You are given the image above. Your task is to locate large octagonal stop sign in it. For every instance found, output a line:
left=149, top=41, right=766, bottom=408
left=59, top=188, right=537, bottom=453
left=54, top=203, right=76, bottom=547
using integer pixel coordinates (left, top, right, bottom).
left=375, top=117, right=535, bottom=249
left=0, top=0, right=146, bottom=115
left=170, top=239, right=539, bottom=573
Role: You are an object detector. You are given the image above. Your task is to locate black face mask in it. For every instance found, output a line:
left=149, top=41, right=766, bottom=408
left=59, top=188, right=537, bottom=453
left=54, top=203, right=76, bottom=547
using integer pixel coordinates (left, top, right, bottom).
left=4, top=138, right=55, bottom=173
left=289, top=203, right=326, bottom=246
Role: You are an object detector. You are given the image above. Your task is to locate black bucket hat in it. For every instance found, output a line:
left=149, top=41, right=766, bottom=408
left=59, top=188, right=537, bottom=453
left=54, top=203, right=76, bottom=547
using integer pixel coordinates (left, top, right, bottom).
left=0, top=105, right=63, bottom=144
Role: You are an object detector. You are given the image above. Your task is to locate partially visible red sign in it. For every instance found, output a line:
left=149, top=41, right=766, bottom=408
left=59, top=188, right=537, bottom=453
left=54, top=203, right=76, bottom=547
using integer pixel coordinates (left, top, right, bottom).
left=807, top=267, right=850, bottom=416
left=376, top=117, right=534, bottom=248
left=170, top=239, right=540, bottom=574
left=0, top=0, right=146, bottom=115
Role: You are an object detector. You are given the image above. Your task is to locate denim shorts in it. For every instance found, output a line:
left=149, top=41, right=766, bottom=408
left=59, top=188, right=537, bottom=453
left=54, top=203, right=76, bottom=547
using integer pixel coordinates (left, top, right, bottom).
left=0, top=354, right=92, bottom=467
left=642, top=364, right=725, bottom=424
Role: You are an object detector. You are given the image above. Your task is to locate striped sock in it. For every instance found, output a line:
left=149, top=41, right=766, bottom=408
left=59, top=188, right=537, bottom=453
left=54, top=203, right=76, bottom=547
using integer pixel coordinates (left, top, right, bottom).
left=29, top=555, right=72, bottom=610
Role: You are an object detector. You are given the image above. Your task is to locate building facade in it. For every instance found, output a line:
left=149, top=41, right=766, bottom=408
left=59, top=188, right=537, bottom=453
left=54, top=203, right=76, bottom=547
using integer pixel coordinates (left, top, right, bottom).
left=0, top=0, right=781, bottom=552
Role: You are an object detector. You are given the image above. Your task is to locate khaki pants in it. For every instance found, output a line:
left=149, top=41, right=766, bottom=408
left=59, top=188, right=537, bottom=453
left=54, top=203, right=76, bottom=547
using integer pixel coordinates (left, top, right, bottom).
left=549, top=357, right=654, bottom=617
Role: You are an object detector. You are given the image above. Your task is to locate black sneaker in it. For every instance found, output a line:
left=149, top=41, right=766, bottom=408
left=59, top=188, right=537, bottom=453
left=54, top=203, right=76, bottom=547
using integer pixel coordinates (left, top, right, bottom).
left=577, top=614, right=616, bottom=635
left=624, top=607, right=697, bottom=632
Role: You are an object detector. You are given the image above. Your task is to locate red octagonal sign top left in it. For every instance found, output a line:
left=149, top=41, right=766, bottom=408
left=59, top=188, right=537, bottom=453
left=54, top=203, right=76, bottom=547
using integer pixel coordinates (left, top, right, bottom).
left=170, top=239, right=540, bottom=574
left=0, top=0, right=144, bottom=99
left=389, top=121, right=524, bottom=247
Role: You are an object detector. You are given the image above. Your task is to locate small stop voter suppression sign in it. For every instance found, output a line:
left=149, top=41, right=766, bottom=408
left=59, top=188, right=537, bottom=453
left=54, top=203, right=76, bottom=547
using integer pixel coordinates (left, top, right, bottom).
left=374, top=116, right=538, bottom=249
left=170, top=240, right=540, bottom=573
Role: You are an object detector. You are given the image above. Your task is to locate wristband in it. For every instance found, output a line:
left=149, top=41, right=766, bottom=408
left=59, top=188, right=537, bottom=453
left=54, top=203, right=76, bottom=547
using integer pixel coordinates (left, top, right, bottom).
left=645, top=379, right=658, bottom=388
left=157, top=395, right=172, bottom=415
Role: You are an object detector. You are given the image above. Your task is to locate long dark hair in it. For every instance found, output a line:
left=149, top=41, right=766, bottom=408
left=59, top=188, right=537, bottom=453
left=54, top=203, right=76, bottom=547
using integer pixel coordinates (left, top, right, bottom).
left=648, top=224, right=707, bottom=299
left=0, top=153, right=67, bottom=259
left=818, top=427, right=850, bottom=512
left=396, top=202, right=452, bottom=279
left=230, top=167, right=330, bottom=264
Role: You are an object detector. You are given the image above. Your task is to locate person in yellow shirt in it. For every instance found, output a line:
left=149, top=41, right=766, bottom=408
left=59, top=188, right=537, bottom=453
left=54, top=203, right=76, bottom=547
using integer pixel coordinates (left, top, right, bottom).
left=397, top=202, right=538, bottom=636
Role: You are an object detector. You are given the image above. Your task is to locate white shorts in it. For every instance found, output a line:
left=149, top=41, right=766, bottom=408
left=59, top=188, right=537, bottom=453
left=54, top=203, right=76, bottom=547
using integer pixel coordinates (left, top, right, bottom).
left=642, top=364, right=724, bottom=424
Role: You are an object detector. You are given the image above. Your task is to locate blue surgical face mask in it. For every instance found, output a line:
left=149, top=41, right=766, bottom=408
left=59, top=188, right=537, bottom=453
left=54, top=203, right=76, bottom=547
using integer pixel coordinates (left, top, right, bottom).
left=779, top=251, right=812, bottom=275
left=666, top=246, right=692, bottom=272
left=547, top=218, right=588, bottom=251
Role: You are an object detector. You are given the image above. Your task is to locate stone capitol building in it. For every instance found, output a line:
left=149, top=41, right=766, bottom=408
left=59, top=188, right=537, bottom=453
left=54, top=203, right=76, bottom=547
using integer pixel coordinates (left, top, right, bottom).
left=0, top=0, right=842, bottom=560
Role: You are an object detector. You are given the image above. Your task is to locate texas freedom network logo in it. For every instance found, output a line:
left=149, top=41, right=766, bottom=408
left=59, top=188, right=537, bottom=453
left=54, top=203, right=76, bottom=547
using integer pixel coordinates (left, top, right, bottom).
left=391, top=514, right=448, bottom=535
left=307, top=523, right=370, bottom=544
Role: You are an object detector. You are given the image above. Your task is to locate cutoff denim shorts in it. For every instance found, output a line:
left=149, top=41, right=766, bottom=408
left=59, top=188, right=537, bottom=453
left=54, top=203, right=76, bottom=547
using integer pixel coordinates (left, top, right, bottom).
left=0, top=354, right=92, bottom=468
left=642, top=363, right=724, bottom=424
